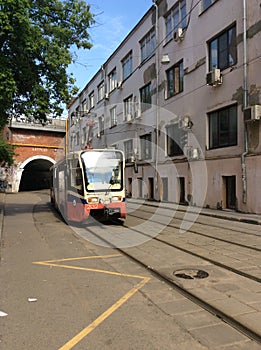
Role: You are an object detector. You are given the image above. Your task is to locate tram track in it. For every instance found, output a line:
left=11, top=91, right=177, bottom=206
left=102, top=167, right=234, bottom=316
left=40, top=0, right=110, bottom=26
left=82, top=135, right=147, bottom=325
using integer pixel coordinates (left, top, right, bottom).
left=84, top=220, right=261, bottom=346
left=33, top=192, right=261, bottom=346
left=129, top=201, right=261, bottom=238
left=127, top=203, right=261, bottom=253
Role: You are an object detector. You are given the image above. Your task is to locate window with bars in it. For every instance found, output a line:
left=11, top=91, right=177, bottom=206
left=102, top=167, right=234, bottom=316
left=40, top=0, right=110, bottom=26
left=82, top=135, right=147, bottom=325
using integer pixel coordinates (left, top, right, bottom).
left=166, top=60, right=184, bottom=98
left=208, top=24, right=237, bottom=71
left=140, top=29, right=156, bottom=63
left=209, top=105, right=237, bottom=149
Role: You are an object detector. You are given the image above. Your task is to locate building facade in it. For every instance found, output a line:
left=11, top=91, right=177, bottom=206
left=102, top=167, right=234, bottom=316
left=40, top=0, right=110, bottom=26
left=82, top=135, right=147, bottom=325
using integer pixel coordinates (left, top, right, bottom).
left=68, top=0, right=261, bottom=214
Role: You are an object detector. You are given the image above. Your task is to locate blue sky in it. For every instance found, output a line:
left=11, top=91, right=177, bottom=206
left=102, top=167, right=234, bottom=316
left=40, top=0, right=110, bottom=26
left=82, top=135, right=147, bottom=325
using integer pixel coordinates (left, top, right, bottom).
left=68, top=0, right=153, bottom=92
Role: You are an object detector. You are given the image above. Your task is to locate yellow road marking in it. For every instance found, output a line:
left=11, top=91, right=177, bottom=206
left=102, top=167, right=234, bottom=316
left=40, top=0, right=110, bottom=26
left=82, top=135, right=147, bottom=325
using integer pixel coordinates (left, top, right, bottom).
left=35, top=254, right=122, bottom=263
left=33, top=255, right=151, bottom=349
left=58, top=277, right=150, bottom=350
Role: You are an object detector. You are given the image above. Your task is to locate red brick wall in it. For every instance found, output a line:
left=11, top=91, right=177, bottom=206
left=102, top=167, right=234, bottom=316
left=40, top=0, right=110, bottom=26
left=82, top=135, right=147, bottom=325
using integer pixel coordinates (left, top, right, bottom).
left=7, top=127, right=66, bottom=163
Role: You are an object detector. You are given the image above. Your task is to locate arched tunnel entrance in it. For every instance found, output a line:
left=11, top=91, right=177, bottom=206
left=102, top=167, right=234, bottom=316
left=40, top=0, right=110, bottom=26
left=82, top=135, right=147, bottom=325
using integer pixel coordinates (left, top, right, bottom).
left=19, top=158, right=54, bottom=191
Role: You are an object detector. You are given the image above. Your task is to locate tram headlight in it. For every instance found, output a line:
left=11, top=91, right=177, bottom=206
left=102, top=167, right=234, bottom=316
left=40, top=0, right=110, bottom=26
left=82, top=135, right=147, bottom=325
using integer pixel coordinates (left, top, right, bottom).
left=111, top=196, right=122, bottom=202
left=88, top=197, right=99, bottom=203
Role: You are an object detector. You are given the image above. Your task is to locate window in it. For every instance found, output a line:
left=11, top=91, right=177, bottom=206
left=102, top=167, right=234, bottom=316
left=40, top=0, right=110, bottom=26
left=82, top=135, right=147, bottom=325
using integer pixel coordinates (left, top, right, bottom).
left=209, top=25, right=237, bottom=71
left=140, top=134, right=152, bottom=160
left=110, top=106, right=117, bottom=127
left=140, top=29, right=156, bottom=63
left=165, top=0, right=186, bottom=42
left=166, top=124, right=187, bottom=157
left=82, top=127, right=86, bottom=146
left=98, top=115, right=104, bottom=136
left=209, top=105, right=237, bottom=149
left=75, top=131, right=80, bottom=146
left=140, top=83, right=151, bottom=112
left=201, top=0, right=218, bottom=12
left=166, top=60, right=184, bottom=98
left=124, top=139, right=134, bottom=163
left=124, top=95, right=133, bottom=120
left=122, top=51, right=133, bottom=80
left=108, top=68, right=117, bottom=92
left=97, top=81, right=104, bottom=101
left=89, top=91, right=94, bottom=109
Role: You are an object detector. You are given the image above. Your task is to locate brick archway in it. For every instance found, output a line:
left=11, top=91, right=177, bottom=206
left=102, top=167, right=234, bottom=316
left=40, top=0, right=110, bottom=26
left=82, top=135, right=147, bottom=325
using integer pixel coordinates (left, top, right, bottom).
left=17, top=156, right=55, bottom=192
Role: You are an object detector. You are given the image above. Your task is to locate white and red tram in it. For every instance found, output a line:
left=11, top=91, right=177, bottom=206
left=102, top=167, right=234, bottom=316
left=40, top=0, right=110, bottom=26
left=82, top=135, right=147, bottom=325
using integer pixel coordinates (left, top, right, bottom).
left=50, top=149, right=126, bottom=223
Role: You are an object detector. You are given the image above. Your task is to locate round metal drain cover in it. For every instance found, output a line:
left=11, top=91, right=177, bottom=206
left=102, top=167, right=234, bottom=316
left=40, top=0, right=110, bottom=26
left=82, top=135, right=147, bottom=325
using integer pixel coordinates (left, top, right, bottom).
left=174, top=269, right=209, bottom=280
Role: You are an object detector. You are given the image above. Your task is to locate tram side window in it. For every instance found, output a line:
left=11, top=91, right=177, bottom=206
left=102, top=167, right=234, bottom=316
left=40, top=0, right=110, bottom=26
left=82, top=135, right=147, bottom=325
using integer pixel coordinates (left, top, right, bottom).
left=70, top=160, right=84, bottom=195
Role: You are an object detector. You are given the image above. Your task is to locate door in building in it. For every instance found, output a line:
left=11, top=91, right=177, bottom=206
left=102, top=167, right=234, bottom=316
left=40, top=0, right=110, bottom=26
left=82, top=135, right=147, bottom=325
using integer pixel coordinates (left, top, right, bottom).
left=225, top=176, right=236, bottom=209
left=179, top=177, right=186, bottom=204
left=138, top=177, right=142, bottom=198
left=148, top=177, right=154, bottom=200
left=162, top=177, right=168, bottom=201
left=127, top=178, right=132, bottom=197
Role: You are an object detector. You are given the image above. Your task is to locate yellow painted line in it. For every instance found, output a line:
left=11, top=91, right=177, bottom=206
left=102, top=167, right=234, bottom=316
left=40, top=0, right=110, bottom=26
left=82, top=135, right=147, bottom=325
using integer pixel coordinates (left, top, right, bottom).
left=33, top=255, right=151, bottom=349
left=34, top=261, right=147, bottom=280
left=58, top=277, right=150, bottom=350
left=34, top=254, right=122, bottom=263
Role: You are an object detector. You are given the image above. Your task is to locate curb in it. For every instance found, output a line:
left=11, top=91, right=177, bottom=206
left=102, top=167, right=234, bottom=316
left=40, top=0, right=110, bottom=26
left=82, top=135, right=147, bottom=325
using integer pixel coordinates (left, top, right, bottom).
left=129, top=199, right=261, bottom=226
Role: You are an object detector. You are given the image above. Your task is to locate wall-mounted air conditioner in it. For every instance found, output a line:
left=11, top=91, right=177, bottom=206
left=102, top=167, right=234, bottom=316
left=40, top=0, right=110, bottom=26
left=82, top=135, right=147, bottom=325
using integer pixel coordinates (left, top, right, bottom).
left=105, top=93, right=109, bottom=100
left=126, top=114, right=132, bottom=122
left=187, top=147, right=200, bottom=160
left=206, top=69, right=222, bottom=86
left=244, top=105, right=261, bottom=121
left=179, top=115, right=193, bottom=129
left=173, top=28, right=184, bottom=42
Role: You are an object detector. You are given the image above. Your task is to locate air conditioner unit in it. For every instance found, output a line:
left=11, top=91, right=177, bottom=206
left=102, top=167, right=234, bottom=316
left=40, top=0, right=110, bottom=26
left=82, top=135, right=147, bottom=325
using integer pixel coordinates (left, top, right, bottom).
left=105, top=93, right=109, bottom=100
left=173, top=28, right=184, bottom=42
left=117, top=81, right=122, bottom=89
left=187, top=148, right=200, bottom=160
left=244, top=105, right=261, bottom=121
left=206, top=69, right=222, bottom=86
left=126, top=114, right=132, bottom=122
left=179, top=115, right=193, bottom=129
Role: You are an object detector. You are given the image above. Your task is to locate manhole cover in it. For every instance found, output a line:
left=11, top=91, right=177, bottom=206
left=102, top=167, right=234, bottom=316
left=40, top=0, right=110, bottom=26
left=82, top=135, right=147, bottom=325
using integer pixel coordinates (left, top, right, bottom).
left=174, top=269, right=209, bottom=280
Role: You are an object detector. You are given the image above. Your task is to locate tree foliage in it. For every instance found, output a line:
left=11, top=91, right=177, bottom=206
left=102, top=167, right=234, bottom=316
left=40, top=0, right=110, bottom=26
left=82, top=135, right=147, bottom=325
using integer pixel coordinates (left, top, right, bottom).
left=0, top=135, right=16, bottom=165
left=0, top=0, right=95, bottom=129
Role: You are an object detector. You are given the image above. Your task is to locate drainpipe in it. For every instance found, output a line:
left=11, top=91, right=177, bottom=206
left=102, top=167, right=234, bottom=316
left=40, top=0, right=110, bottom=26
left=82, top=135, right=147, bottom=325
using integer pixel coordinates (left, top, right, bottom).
left=241, top=0, right=248, bottom=204
left=153, top=0, right=159, bottom=200
left=102, top=64, right=108, bottom=148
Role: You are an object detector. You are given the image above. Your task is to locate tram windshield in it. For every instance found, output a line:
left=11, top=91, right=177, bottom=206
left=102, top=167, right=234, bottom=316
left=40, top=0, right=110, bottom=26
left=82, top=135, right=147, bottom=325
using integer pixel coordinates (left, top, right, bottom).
left=81, top=150, right=123, bottom=192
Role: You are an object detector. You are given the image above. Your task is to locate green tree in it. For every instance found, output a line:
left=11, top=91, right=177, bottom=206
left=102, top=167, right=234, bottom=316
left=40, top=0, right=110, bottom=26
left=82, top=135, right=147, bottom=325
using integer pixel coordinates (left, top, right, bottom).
left=0, top=0, right=95, bottom=129
left=0, top=135, right=16, bottom=165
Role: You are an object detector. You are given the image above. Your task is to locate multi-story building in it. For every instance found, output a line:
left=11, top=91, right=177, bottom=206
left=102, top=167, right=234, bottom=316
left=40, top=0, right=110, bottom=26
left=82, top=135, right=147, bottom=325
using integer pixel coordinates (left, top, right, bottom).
left=68, top=0, right=261, bottom=214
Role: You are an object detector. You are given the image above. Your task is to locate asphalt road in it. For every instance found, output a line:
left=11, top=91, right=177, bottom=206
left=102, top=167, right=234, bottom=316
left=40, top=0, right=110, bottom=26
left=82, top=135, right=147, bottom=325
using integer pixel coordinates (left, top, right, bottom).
left=0, top=191, right=260, bottom=350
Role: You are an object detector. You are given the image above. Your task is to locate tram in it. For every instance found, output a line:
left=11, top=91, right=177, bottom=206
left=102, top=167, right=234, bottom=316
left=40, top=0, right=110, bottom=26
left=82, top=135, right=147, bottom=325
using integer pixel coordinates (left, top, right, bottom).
left=50, top=149, right=126, bottom=223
